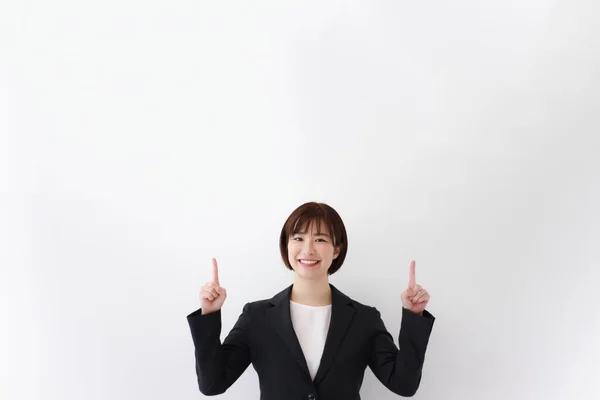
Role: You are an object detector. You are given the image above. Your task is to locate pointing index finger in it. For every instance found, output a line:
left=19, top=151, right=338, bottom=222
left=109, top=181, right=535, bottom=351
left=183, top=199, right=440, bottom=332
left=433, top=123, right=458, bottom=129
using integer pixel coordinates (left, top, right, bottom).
left=212, top=258, right=220, bottom=286
left=409, top=260, right=416, bottom=288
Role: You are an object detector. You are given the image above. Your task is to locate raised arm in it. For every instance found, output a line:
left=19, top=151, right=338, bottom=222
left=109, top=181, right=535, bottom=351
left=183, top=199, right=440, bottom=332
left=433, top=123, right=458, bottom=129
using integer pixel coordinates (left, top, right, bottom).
left=186, top=258, right=252, bottom=395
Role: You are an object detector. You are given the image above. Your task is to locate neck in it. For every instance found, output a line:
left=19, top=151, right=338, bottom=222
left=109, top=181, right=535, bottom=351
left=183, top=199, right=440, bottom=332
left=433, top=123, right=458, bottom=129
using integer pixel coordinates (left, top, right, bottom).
left=290, top=276, right=332, bottom=306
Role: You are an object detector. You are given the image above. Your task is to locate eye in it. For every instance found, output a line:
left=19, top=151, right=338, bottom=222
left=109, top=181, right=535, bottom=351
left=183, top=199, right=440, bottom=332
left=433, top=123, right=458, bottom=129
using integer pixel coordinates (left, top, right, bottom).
left=316, top=238, right=327, bottom=242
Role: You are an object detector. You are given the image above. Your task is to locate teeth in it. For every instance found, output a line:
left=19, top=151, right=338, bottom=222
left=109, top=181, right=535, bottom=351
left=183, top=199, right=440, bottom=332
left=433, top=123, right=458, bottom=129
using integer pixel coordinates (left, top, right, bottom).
left=300, top=260, right=319, bottom=264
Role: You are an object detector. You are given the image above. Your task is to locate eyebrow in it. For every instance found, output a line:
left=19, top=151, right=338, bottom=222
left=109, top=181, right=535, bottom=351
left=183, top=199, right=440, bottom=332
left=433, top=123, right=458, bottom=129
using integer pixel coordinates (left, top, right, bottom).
left=294, top=232, right=331, bottom=238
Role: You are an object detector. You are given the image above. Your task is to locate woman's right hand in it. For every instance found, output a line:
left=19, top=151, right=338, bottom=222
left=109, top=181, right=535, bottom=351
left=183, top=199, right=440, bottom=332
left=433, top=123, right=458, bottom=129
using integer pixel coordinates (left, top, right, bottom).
left=200, top=258, right=227, bottom=315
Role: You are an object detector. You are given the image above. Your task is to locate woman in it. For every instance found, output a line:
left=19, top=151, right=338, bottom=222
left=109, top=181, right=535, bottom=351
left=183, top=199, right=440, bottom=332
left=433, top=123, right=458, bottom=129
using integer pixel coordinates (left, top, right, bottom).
left=187, top=202, right=435, bottom=399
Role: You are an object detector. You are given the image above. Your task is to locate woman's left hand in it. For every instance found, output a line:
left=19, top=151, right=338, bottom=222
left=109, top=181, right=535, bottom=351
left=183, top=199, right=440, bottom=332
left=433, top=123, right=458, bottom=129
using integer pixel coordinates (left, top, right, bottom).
left=400, top=260, right=430, bottom=315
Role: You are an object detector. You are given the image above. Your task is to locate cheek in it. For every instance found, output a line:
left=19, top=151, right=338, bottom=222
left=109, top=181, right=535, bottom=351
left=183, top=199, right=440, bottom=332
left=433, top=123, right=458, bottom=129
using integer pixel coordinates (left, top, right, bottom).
left=320, top=247, right=334, bottom=260
left=287, top=243, right=299, bottom=255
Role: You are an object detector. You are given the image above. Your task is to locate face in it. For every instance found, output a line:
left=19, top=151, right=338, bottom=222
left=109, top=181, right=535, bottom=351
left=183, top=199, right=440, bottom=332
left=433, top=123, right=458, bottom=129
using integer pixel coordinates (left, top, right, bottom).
left=287, top=220, right=341, bottom=281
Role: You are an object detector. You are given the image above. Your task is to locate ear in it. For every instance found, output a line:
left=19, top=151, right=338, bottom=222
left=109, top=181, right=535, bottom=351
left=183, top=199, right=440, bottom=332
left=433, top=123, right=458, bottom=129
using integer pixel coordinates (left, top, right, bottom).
left=333, top=246, right=341, bottom=259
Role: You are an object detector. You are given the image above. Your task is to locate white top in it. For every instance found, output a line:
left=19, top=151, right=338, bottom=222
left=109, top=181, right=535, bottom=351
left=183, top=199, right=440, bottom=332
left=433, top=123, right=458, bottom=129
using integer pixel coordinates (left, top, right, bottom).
left=289, top=300, right=332, bottom=380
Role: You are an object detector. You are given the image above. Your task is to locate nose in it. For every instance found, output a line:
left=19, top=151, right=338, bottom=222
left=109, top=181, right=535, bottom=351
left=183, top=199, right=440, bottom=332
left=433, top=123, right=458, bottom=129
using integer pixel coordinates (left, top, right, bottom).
left=302, top=239, right=315, bottom=255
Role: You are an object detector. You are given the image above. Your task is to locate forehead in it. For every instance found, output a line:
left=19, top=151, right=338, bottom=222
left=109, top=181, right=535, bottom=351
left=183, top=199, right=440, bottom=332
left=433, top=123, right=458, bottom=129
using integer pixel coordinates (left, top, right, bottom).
left=292, top=219, right=331, bottom=235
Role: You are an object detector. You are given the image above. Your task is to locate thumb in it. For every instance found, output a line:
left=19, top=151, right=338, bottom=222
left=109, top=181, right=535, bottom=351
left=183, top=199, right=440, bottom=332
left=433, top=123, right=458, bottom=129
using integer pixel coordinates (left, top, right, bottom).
left=401, top=288, right=410, bottom=301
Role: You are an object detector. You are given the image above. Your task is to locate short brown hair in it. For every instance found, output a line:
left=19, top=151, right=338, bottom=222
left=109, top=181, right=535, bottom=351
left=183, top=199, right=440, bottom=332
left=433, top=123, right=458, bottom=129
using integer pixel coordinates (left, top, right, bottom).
left=279, top=202, right=348, bottom=275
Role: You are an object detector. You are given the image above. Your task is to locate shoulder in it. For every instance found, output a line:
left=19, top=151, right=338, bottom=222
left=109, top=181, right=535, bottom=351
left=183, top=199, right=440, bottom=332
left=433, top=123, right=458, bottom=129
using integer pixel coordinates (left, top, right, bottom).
left=239, top=293, right=279, bottom=317
left=334, top=286, right=381, bottom=318
left=244, top=298, right=271, bottom=312
left=238, top=286, right=381, bottom=317
left=241, top=284, right=292, bottom=314
left=346, top=294, right=374, bottom=312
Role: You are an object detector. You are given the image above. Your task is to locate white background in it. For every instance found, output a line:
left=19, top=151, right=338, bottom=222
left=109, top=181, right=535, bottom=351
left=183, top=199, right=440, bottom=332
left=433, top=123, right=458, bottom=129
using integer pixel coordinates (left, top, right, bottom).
left=2, top=1, right=600, bottom=399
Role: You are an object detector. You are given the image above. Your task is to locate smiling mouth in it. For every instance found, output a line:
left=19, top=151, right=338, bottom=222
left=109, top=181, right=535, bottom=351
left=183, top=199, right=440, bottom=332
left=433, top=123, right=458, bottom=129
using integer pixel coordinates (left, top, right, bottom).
left=298, top=259, right=320, bottom=266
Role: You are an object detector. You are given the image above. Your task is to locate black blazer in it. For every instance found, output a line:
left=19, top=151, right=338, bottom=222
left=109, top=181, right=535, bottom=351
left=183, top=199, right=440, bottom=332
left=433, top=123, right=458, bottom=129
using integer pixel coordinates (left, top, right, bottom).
left=187, top=284, right=435, bottom=400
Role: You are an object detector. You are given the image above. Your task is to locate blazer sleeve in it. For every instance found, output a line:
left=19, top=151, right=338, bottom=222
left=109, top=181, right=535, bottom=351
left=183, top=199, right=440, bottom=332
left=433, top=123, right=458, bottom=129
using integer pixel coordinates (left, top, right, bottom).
left=186, top=303, right=252, bottom=396
left=368, top=307, right=435, bottom=397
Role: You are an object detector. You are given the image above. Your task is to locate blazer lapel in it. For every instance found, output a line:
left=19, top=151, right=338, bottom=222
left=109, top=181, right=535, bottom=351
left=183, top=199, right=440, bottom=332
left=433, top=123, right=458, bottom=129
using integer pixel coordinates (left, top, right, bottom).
left=267, top=285, right=311, bottom=379
left=313, top=284, right=356, bottom=383
left=266, top=284, right=357, bottom=384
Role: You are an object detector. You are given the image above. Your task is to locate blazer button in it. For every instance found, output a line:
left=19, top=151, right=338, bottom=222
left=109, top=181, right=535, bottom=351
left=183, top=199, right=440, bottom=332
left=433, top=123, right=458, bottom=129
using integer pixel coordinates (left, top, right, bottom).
left=307, top=393, right=317, bottom=400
